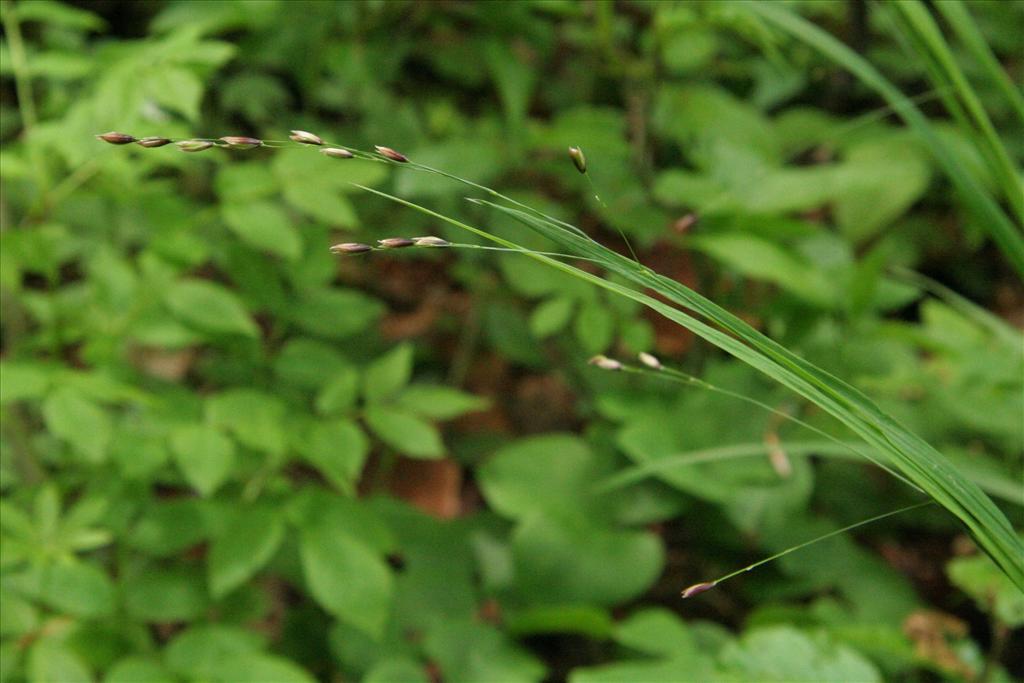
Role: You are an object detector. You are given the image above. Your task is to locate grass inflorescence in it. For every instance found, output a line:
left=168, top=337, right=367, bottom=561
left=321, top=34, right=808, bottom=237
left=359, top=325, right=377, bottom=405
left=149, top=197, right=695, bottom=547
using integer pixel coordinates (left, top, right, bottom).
left=99, top=123, right=1024, bottom=593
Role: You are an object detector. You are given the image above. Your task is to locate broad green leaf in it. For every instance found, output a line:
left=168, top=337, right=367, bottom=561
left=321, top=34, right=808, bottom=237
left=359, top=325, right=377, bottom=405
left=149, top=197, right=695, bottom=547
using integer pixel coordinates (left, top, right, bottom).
left=290, top=288, right=384, bottom=339
left=144, top=66, right=203, bottom=121
left=653, top=84, right=779, bottom=165
left=499, top=254, right=590, bottom=299
left=170, top=424, right=236, bottom=496
left=165, top=625, right=264, bottom=681
left=615, top=608, right=696, bottom=659
left=690, top=233, right=836, bottom=308
left=574, top=301, right=614, bottom=355
left=832, top=139, right=931, bottom=241
left=395, top=140, right=503, bottom=199
left=39, top=560, right=115, bottom=618
left=0, top=362, right=51, bottom=403
left=272, top=148, right=388, bottom=192
left=948, top=553, right=1024, bottom=627
left=128, top=499, right=209, bottom=557
left=165, top=279, right=259, bottom=337
left=485, top=40, right=535, bottom=138
left=274, top=338, right=351, bottom=389
left=478, top=434, right=600, bottom=520
left=529, top=297, right=574, bottom=338
left=123, top=566, right=208, bottom=622
left=104, top=657, right=175, bottom=683
left=424, top=619, right=546, bottom=683
left=511, top=515, right=663, bottom=606
left=363, top=343, right=414, bottom=403
left=315, top=367, right=361, bottom=415
left=206, top=389, right=286, bottom=457
left=295, top=420, right=369, bottom=494
left=363, top=658, right=428, bottom=683
left=0, top=591, right=38, bottom=636
left=210, top=655, right=316, bottom=683
left=300, top=525, right=393, bottom=638
left=283, top=180, right=359, bottom=227
left=504, top=605, right=614, bottom=639
left=221, top=200, right=302, bottom=261
left=14, top=1, right=105, bottom=30
left=570, top=660, right=708, bottom=683
left=208, top=508, right=284, bottom=598
left=719, top=626, right=881, bottom=682
left=28, top=639, right=91, bottom=683
left=42, top=388, right=111, bottom=463
left=291, top=490, right=396, bottom=555
left=215, top=163, right=278, bottom=203
left=394, top=385, right=488, bottom=420
left=661, top=28, right=718, bottom=74
left=364, top=406, right=444, bottom=459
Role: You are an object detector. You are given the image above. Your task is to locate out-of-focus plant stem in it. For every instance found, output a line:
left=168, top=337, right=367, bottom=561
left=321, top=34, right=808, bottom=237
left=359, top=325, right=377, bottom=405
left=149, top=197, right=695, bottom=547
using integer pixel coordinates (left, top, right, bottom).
left=1, top=0, right=49, bottom=199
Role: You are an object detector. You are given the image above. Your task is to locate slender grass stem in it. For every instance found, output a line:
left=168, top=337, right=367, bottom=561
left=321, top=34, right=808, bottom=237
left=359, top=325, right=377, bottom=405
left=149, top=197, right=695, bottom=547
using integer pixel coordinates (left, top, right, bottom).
left=748, top=2, right=1024, bottom=276
left=580, top=167, right=641, bottom=265
left=594, top=440, right=862, bottom=494
left=2, top=1, right=47, bottom=196
left=347, top=181, right=1023, bottom=590
left=681, top=501, right=935, bottom=598
left=599, top=361, right=921, bottom=492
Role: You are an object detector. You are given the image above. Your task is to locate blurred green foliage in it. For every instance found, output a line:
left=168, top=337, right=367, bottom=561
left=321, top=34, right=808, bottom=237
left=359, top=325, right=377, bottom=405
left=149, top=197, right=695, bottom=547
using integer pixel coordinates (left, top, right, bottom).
left=1, top=1, right=1022, bottom=682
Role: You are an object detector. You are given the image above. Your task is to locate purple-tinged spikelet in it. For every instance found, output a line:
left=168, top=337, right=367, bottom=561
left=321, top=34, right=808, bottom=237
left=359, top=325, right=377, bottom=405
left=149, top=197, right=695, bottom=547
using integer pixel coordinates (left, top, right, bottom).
left=378, top=238, right=415, bottom=248
left=136, top=136, right=172, bottom=148
left=374, top=145, right=409, bottom=162
left=97, top=131, right=136, bottom=145
left=674, top=213, right=699, bottom=234
left=568, top=146, right=587, bottom=174
left=321, top=147, right=354, bottom=159
left=681, top=582, right=716, bottom=599
left=412, top=236, right=450, bottom=247
left=588, top=355, right=622, bottom=371
left=290, top=130, right=323, bottom=145
left=638, top=352, right=662, bottom=370
left=219, top=136, right=263, bottom=149
left=330, top=242, right=374, bottom=254
left=176, top=140, right=214, bottom=152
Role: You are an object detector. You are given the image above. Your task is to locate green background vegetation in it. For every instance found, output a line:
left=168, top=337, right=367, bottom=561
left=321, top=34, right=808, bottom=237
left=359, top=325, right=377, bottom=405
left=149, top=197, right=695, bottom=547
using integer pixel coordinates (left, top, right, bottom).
left=1, top=1, right=1022, bottom=681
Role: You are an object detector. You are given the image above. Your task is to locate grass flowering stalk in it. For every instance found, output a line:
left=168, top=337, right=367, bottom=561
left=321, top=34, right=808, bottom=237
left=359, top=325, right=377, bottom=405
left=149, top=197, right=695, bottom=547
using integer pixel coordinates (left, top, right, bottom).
left=679, top=501, right=935, bottom=599
left=104, top=130, right=1024, bottom=590
left=349, top=165, right=1024, bottom=592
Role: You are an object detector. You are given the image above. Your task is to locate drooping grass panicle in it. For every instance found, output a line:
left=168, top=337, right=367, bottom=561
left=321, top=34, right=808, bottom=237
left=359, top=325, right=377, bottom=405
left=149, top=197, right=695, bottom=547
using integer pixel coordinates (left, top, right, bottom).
left=99, top=125, right=1024, bottom=590
left=330, top=233, right=602, bottom=263
left=347, top=183, right=1024, bottom=591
